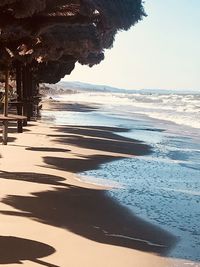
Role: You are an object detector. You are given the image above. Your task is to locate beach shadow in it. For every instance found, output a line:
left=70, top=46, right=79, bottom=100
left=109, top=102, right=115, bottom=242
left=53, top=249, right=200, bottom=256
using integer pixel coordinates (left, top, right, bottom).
left=26, top=147, right=70, bottom=153
left=0, top=123, right=176, bottom=257
left=0, top=171, right=68, bottom=187
left=0, top=236, right=57, bottom=266
left=49, top=125, right=135, bottom=142
left=48, top=125, right=152, bottom=156
left=7, top=127, right=30, bottom=134
left=53, top=135, right=150, bottom=155
left=51, top=125, right=131, bottom=134
left=0, top=136, right=16, bottom=143
left=43, top=155, right=121, bottom=173
left=1, top=187, right=176, bottom=256
left=50, top=125, right=135, bottom=140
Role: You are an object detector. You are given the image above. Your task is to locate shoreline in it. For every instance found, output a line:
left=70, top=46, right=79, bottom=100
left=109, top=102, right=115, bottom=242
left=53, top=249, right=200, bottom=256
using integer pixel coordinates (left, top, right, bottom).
left=0, top=100, right=199, bottom=266
left=43, top=94, right=200, bottom=141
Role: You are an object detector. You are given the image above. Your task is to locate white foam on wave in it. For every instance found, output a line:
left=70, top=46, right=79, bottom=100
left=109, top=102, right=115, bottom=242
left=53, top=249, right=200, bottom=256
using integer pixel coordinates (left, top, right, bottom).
left=76, top=174, right=123, bottom=188
left=134, top=110, right=200, bottom=129
left=113, top=93, right=200, bottom=129
left=57, top=91, right=200, bottom=130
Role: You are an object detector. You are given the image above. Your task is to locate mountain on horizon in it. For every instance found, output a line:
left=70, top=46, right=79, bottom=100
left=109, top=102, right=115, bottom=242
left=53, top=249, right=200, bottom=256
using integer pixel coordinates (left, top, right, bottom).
left=58, top=81, right=199, bottom=95
left=58, top=80, right=126, bottom=93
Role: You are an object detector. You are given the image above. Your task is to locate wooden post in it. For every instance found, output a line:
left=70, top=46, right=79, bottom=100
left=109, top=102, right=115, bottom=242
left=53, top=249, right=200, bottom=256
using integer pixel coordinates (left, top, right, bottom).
left=27, top=66, right=32, bottom=120
left=16, top=62, right=23, bottom=133
left=34, top=81, right=40, bottom=118
left=30, top=72, right=35, bottom=119
left=2, top=69, right=9, bottom=145
left=22, top=65, right=28, bottom=126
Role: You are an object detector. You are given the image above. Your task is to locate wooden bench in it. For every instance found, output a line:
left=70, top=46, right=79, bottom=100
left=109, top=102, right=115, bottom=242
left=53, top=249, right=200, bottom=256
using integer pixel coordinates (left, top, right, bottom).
left=0, top=114, right=27, bottom=121
left=0, top=114, right=27, bottom=145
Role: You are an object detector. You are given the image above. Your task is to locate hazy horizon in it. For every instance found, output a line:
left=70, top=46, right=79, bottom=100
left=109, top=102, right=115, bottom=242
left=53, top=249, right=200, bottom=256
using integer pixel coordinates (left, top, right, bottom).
left=62, top=0, right=200, bottom=91
left=59, top=80, right=200, bottom=93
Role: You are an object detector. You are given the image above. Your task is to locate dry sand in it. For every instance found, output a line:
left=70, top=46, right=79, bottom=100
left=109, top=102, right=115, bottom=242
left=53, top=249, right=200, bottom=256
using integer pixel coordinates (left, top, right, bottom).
left=0, top=101, right=198, bottom=266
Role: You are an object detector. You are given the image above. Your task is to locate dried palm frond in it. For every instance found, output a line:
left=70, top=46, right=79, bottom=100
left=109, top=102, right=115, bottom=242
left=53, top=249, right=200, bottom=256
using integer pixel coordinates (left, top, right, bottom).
left=0, top=0, right=146, bottom=83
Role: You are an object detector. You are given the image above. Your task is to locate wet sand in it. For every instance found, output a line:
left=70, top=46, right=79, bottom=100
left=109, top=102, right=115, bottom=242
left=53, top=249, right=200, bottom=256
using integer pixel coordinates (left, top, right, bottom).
left=0, top=100, right=198, bottom=266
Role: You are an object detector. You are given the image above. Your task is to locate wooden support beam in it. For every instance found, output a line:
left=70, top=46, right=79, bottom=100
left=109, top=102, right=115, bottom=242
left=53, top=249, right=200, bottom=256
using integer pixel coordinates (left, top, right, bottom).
left=22, top=65, right=28, bottom=126
left=2, top=121, right=8, bottom=145
left=30, top=73, right=35, bottom=119
left=3, top=69, right=9, bottom=117
left=16, top=62, right=23, bottom=133
left=2, top=69, right=9, bottom=145
left=27, top=66, right=33, bottom=120
left=34, top=81, right=40, bottom=118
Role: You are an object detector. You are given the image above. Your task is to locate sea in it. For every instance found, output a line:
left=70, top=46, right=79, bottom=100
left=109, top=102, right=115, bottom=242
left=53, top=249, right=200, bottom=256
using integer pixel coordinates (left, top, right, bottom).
left=42, top=89, right=200, bottom=263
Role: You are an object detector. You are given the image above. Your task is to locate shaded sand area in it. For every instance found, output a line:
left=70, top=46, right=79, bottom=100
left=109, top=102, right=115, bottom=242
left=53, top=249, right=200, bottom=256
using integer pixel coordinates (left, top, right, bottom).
left=0, top=101, right=198, bottom=266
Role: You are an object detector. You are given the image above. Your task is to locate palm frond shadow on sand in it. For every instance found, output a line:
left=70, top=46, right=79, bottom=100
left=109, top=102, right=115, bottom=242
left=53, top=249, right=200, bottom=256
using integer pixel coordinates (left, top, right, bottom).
left=0, top=236, right=58, bottom=267
left=0, top=125, right=176, bottom=258
left=1, top=184, right=176, bottom=256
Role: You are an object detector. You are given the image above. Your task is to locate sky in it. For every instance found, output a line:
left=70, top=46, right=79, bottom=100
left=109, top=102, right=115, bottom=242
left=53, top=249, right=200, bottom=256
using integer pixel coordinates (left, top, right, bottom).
left=62, top=0, right=200, bottom=90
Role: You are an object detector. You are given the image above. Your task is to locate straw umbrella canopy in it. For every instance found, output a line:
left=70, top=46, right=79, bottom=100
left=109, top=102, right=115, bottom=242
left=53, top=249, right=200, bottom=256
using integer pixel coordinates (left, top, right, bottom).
left=0, top=0, right=146, bottom=82
left=0, top=0, right=146, bottom=144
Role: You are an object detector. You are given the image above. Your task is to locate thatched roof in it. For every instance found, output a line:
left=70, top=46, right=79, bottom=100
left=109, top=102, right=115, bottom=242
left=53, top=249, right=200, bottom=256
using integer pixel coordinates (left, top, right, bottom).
left=0, top=0, right=146, bottom=83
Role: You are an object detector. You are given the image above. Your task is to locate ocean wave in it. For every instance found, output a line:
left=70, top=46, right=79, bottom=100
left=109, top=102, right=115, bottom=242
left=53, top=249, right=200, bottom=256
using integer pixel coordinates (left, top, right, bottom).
left=58, top=91, right=200, bottom=130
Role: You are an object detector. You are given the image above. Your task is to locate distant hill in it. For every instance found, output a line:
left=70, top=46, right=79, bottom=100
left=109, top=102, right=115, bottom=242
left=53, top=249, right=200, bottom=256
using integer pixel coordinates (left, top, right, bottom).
left=42, top=81, right=199, bottom=96
left=58, top=81, right=127, bottom=93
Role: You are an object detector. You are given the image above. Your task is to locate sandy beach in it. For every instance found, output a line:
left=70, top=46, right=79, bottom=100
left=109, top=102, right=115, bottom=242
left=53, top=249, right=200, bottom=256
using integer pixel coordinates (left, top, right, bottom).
left=0, top=100, right=199, bottom=267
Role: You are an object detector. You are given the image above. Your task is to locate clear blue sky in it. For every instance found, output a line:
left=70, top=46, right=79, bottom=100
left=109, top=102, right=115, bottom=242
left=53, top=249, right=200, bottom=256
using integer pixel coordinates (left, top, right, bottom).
left=62, top=0, right=200, bottom=90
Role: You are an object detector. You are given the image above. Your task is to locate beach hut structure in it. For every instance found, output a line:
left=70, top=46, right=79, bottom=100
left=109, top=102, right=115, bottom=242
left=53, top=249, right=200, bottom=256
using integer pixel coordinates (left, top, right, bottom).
left=0, top=68, right=27, bottom=144
left=0, top=0, right=145, bottom=144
